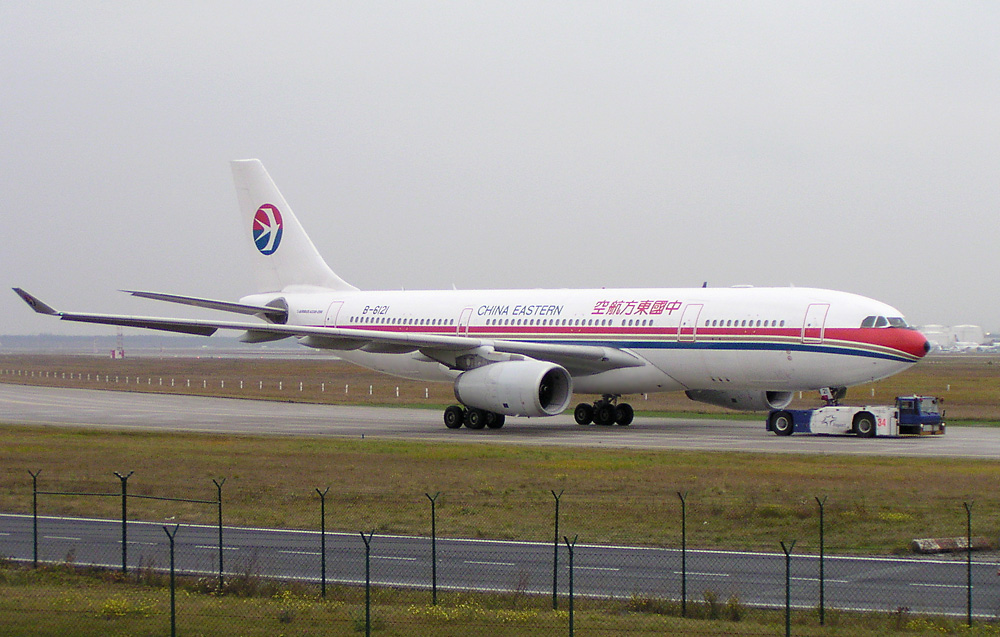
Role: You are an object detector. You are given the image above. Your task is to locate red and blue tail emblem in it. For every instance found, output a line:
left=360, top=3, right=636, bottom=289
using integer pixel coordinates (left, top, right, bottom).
left=252, top=204, right=283, bottom=255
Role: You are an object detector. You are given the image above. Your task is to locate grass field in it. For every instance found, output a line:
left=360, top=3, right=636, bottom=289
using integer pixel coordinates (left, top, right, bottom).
left=1, top=425, right=996, bottom=554
left=2, top=352, right=1000, bottom=421
left=4, top=561, right=996, bottom=637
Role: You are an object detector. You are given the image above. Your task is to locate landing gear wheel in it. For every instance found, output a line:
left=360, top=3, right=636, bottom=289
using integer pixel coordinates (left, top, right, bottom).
left=771, top=411, right=794, bottom=436
left=854, top=414, right=876, bottom=438
left=615, top=403, right=634, bottom=426
left=593, top=401, right=617, bottom=426
left=485, top=412, right=506, bottom=429
left=444, top=405, right=465, bottom=429
left=465, top=408, right=487, bottom=430
left=574, top=403, right=594, bottom=425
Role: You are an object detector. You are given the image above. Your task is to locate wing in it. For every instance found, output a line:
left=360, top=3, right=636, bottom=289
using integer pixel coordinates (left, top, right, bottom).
left=12, top=289, right=645, bottom=375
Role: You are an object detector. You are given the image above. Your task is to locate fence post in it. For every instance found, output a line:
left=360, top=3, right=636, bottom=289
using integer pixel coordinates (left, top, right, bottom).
left=214, top=478, right=226, bottom=590
left=360, top=530, right=375, bottom=637
left=816, top=495, right=827, bottom=625
left=426, top=492, right=440, bottom=605
left=564, top=535, right=578, bottom=637
left=965, top=501, right=973, bottom=627
left=551, top=489, right=564, bottom=610
left=317, top=487, right=330, bottom=598
left=163, top=524, right=179, bottom=637
left=114, top=471, right=133, bottom=574
left=781, top=540, right=796, bottom=637
left=29, top=470, right=41, bottom=568
left=677, top=491, right=688, bottom=617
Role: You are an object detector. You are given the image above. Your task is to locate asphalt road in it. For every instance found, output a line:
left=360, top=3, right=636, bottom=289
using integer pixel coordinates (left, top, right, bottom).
left=2, top=513, right=997, bottom=617
left=1, top=383, right=998, bottom=458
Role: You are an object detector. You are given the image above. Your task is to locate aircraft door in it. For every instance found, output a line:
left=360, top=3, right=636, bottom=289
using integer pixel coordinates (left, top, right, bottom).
left=457, top=307, right=474, bottom=335
left=678, top=303, right=704, bottom=342
left=802, top=303, right=829, bottom=344
left=324, top=301, right=345, bottom=327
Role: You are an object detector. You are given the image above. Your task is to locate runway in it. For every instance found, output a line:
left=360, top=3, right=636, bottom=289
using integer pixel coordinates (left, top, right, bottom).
left=2, top=383, right=998, bottom=458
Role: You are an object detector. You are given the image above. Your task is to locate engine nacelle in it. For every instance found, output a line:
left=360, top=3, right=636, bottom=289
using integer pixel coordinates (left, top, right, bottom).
left=454, top=360, right=573, bottom=417
left=685, top=389, right=794, bottom=411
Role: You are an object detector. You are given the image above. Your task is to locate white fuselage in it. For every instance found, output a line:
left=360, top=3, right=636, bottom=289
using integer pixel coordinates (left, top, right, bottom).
left=245, top=285, right=927, bottom=396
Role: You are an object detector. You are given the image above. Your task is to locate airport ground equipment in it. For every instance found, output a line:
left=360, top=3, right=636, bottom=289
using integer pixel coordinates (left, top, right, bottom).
left=766, top=395, right=946, bottom=437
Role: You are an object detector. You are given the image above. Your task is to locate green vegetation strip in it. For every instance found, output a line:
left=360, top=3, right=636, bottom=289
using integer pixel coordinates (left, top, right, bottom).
left=1, top=426, right=995, bottom=554
left=2, top=562, right=997, bottom=636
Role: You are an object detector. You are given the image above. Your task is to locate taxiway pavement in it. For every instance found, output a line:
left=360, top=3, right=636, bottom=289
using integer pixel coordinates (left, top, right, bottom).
left=1, top=384, right=997, bottom=458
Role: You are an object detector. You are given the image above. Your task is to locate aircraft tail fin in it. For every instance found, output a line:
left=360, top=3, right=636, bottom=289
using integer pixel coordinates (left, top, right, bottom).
left=231, top=159, right=358, bottom=293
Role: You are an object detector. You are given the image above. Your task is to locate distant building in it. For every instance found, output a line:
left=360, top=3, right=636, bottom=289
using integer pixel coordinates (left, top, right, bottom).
left=918, top=324, right=992, bottom=352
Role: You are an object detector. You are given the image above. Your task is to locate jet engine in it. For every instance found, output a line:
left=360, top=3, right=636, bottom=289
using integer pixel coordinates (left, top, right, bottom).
left=685, top=389, right=794, bottom=411
left=454, top=360, right=573, bottom=417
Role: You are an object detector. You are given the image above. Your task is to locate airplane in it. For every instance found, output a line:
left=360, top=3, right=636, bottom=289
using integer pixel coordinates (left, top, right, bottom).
left=14, top=159, right=930, bottom=430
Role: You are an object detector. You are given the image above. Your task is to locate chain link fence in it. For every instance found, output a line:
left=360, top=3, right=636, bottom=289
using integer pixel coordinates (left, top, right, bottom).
left=3, top=470, right=1000, bottom=636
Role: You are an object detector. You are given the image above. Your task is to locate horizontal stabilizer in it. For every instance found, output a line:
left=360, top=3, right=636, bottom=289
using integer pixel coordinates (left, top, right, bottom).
left=125, top=290, right=288, bottom=322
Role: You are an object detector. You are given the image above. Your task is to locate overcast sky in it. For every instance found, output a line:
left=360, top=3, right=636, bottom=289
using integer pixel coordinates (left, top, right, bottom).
left=3, top=2, right=998, bottom=336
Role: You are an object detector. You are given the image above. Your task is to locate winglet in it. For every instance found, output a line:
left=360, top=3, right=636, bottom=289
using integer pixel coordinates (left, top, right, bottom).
left=12, top=288, right=59, bottom=315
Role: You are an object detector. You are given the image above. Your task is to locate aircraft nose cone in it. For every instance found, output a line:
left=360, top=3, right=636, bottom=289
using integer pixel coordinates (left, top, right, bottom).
left=914, top=331, right=931, bottom=358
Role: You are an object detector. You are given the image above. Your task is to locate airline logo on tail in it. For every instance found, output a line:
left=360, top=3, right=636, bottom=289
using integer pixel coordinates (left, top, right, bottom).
left=252, top=204, right=283, bottom=255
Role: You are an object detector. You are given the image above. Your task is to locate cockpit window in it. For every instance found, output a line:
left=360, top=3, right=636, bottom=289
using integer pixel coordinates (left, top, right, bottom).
left=861, top=315, right=910, bottom=328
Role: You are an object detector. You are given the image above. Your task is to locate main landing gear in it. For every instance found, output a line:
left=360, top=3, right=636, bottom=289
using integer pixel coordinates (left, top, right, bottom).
left=443, top=405, right=506, bottom=430
left=574, top=395, right=634, bottom=426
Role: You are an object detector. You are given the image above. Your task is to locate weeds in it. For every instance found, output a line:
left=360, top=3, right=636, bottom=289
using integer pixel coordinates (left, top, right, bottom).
left=703, top=589, right=721, bottom=619
left=725, top=594, right=744, bottom=622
